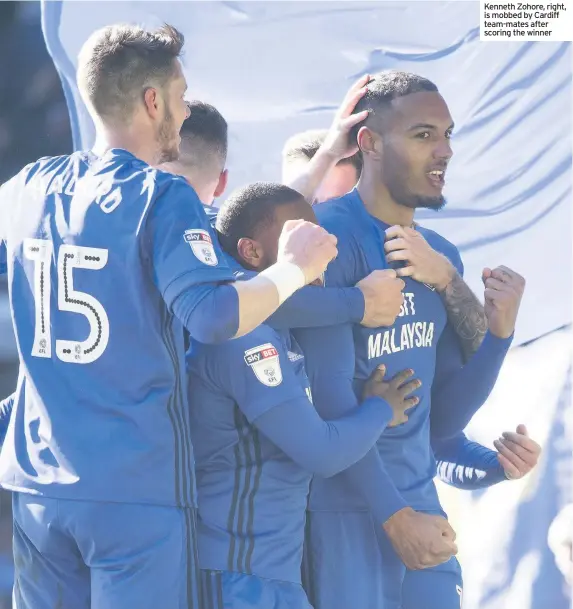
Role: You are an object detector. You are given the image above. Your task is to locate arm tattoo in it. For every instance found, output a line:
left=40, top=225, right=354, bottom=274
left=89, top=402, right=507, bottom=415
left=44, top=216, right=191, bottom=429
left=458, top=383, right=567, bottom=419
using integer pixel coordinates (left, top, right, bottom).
left=440, top=272, right=488, bottom=362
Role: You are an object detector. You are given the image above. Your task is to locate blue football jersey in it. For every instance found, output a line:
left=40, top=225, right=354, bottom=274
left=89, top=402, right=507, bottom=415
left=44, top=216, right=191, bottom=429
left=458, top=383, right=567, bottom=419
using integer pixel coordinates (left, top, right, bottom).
left=310, top=189, right=463, bottom=514
left=0, top=240, right=6, bottom=274
left=202, top=203, right=219, bottom=228
left=0, top=148, right=233, bottom=507
left=187, top=325, right=313, bottom=584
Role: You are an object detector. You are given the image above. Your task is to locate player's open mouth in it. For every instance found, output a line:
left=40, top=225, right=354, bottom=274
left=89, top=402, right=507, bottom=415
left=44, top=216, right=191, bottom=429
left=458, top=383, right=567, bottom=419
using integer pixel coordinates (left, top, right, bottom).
left=426, top=169, right=445, bottom=189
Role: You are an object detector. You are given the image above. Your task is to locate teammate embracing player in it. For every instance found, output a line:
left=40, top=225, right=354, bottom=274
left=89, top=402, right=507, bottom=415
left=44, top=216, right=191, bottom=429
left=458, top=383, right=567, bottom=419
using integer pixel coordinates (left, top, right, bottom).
left=293, top=71, right=526, bottom=609
left=0, top=23, right=336, bottom=609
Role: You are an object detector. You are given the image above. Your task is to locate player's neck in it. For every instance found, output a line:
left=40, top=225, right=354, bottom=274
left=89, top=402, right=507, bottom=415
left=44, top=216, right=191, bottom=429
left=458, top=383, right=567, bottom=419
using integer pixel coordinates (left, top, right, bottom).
left=356, top=175, right=415, bottom=228
left=92, top=128, right=158, bottom=167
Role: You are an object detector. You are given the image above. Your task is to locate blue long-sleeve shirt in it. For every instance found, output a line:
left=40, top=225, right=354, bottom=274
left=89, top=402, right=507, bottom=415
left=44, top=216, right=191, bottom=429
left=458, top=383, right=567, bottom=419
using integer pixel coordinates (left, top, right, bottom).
left=290, top=189, right=512, bottom=523
left=433, top=431, right=506, bottom=489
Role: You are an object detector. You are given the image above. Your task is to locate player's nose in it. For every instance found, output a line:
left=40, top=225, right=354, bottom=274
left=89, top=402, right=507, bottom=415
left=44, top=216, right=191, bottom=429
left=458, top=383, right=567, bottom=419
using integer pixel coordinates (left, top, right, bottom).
left=434, top=137, right=452, bottom=161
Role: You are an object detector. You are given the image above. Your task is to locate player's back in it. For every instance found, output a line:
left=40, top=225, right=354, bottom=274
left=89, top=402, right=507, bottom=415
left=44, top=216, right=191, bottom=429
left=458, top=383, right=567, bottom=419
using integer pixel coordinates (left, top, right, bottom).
left=0, top=149, right=196, bottom=507
left=187, top=325, right=313, bottom=585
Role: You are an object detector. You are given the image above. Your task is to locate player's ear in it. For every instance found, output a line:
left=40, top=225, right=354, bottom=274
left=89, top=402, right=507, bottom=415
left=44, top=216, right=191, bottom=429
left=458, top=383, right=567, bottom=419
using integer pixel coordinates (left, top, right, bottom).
left=236, top=237, right=263, bottom=269
left=142, top=87, right=161, bottom=120
left=358, top=126, right=382, bottom=160
left=214, top=169, right=228, bottom=198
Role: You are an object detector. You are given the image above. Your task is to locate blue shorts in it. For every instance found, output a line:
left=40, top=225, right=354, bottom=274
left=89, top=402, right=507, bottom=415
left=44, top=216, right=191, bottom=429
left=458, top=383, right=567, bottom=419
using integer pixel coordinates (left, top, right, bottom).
left=12, top=492, right=201, bottom=609
left=374, top=514, right=463, bottom=609
left=200, top=570, right=312, bottom=609
left=304, top=510, right=463, bottom=609
left=402, top=560, right=463, bottom=609
left=302, top=511, right=385, bottom=609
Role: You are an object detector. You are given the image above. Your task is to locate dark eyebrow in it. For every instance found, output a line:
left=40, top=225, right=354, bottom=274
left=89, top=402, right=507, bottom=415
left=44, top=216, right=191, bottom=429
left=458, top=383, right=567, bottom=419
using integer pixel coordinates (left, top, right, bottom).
left=407, top=122, right=455, bottom=132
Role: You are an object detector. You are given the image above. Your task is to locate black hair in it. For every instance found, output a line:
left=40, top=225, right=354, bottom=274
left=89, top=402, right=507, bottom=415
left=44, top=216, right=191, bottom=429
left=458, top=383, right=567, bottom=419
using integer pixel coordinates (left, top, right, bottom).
left=351, top=70, right=439, bottom=140
left=216, top=182, right=304, bottom=256
left=180, top=100, right=228, bottom=166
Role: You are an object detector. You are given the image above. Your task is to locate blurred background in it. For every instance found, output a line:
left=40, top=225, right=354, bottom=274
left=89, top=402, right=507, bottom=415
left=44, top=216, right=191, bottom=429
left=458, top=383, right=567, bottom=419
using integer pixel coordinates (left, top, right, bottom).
left=0, top=1, right=571, bottom=608
left=0, top=0, right=71, bottom=382
left=0, top=2, right=72, bottom=604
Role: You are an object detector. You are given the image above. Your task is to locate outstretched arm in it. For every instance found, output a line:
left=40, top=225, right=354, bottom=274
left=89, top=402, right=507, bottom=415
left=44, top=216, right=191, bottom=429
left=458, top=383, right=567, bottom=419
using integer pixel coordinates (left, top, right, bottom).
left=433, top=425, right=541, bottom=489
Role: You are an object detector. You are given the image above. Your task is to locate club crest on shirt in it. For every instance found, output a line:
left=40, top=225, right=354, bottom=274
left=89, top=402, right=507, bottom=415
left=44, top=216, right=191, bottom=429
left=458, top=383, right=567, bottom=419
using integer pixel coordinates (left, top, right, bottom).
left=244, top=343, right=283, bottom=387
left=183, top=229, right=218, bottom=266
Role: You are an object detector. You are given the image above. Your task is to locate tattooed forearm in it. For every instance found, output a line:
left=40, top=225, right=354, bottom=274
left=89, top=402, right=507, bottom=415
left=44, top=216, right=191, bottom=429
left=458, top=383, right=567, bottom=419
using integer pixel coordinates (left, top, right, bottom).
left=440, top=272, right=488, bottom=362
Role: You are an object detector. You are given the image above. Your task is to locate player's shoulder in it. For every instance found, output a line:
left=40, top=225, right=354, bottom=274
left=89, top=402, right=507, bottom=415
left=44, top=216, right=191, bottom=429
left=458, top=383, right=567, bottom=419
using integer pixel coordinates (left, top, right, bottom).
left=416, top=224, right=462, bottom=267
left=188, top=323, right=284, bottom=387
left=314, top=191, right=358, bottom=231
left=225, top=255, right=256, bottom=281
left=7, top=153, right=80, bottom=189
left=314, top=191, right=364, bottom=262
left=78, top=149, right=200, bottom=209
left=143, top=167, right=207, bottom=226
left=198, top=321, right=283, bottom=362
left=202, top=203, right=219, bottom=227
left=221, top=323, right=283, bottom=359
left=226, top=325, right=291, bottom=393
left=1, top=154, right=93, bottom=218
left=152, top=166, right=201, bottom=202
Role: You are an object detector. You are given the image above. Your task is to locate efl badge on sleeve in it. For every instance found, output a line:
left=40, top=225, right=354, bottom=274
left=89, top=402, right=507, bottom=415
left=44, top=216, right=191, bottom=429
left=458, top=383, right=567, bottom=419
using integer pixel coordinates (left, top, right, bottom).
left=183, top=229, right=218, bottom=266
left=244, top=343, right=283, bottom=387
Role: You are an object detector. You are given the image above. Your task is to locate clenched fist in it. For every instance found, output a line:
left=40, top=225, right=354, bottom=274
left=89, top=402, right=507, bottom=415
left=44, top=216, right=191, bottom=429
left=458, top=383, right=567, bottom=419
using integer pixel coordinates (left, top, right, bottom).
left=482, top=265, right=525, bottom=339
left=384, top=226, right=455, bottom=291
left=383, top=508, right=458, bottom=570
left=356, top=269, right=405, bottom=327
left=277, top=219, right=338, bottom=285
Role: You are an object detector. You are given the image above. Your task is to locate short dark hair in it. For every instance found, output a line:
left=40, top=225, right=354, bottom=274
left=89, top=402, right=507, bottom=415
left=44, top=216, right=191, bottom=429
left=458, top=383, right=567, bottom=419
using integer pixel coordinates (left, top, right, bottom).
left=282, top=128, right=362, bottom=175
left=216, top=182, right=303, bottom=256
left=77, top=23, right=184, bottom=122
left=180, top=101, right=228, bottom=169
left=351, top=70, right=439, bottom=140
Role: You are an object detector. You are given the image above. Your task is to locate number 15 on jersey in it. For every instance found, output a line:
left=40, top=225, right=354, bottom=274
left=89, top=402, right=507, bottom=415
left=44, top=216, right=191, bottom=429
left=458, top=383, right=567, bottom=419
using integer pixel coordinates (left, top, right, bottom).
left=24, top=238, right=109, bottom=364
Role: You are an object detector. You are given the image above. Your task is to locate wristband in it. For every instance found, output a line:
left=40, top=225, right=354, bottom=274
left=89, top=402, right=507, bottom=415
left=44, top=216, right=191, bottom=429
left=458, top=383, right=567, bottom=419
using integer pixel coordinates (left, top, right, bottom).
left=261, top=261, right=306, bottom=304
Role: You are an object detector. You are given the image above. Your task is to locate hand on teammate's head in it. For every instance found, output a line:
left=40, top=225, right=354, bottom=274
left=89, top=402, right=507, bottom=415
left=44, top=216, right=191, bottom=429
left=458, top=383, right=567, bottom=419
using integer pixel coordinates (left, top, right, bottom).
left=320, top=74, right=370, bottom=162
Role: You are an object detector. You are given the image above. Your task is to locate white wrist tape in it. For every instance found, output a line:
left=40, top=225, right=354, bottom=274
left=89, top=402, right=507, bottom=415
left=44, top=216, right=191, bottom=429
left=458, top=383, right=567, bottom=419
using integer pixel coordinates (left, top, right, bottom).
left=261, top=261, right=306, bottom=305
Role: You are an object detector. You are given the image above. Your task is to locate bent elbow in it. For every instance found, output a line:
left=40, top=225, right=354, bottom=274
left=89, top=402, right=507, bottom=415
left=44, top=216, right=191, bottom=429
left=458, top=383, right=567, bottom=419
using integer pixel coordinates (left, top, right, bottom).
left=304, top=457, right=343, bottom=478
left=192, top=323, right=236, bottom=345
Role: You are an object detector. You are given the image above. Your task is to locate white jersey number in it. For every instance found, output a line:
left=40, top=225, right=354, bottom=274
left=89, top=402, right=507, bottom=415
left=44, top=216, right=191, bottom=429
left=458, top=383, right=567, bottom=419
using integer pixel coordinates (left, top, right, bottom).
left=24, top=239, right=109, bottom=364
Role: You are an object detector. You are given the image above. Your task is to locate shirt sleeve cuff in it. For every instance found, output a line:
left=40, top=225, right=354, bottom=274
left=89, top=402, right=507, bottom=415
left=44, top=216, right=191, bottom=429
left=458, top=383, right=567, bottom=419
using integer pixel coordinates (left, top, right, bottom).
left=345, top=287, right=366, bottom=324
left=372, top=484, right=409, bottom=525
left=360, top=396, right=393, bottom=429
left=483, top=329, right=514, bottom=351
